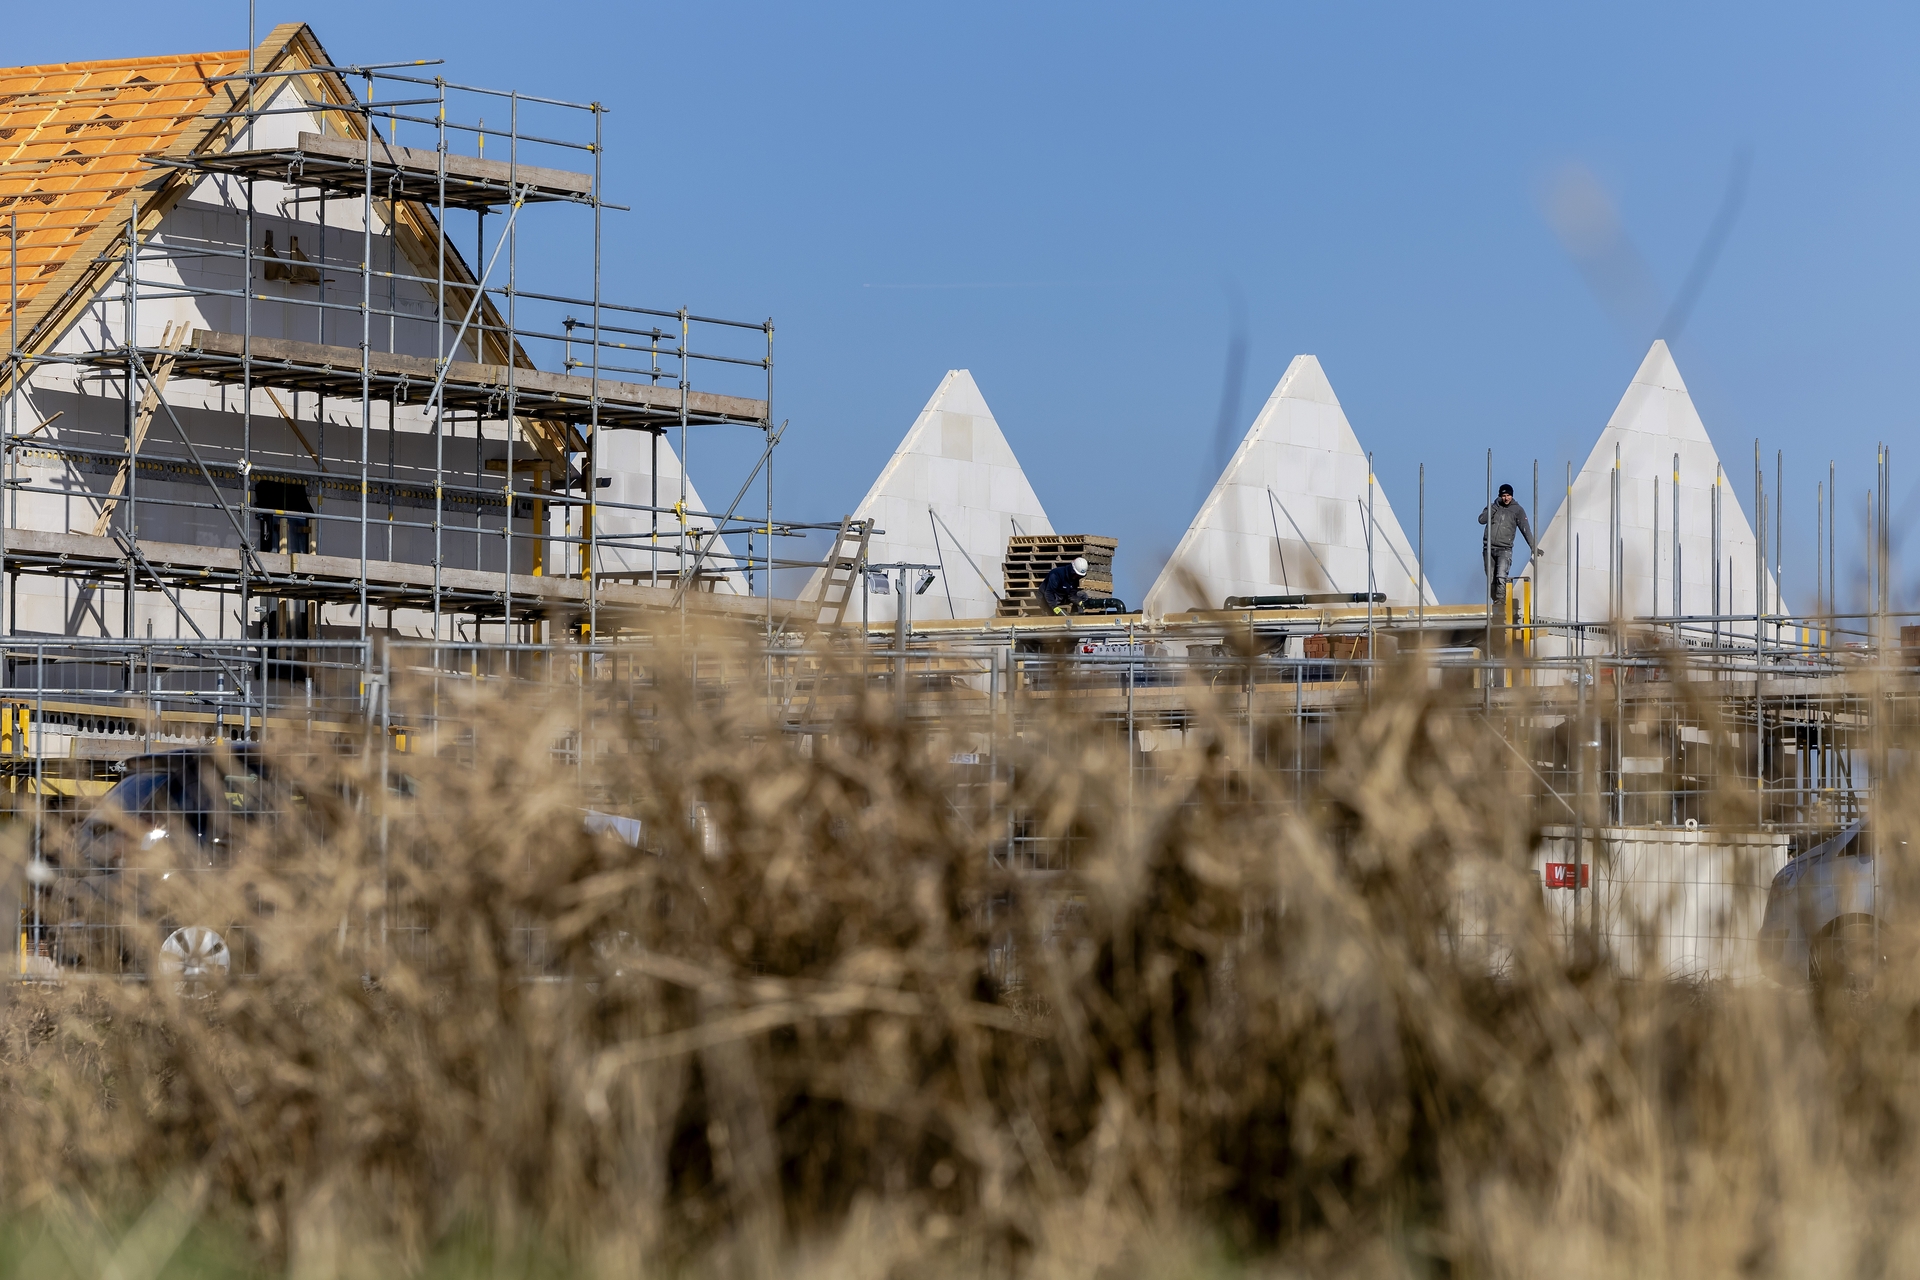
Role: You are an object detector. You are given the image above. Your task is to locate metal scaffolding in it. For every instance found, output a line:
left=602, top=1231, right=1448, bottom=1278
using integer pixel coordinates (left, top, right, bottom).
left=0, top=623, right=1911, bottom=982
left=1, top=43, right=799, bottom=732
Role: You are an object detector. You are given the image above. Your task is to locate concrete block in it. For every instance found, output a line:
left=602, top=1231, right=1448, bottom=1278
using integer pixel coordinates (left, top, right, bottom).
left=1146, top=355, right=1431, bottom=616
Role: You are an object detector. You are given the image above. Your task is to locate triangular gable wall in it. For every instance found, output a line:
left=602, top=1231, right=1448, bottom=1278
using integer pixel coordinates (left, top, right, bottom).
left=2, top=25, right=573, bottom=463
left=1533, top=341, right=1777, bottom=639
left=1144, top=355, right=1432, bottom=616
left=803, top=370, right=1053, bottom=623
left=597, top=430, right=745, bottom=593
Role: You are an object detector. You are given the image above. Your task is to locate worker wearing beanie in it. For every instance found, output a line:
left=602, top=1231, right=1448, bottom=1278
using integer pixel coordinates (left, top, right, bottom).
left=1477, top=483, right=1534, bottom=606
left=1040, top=557, right=1089, bottom=616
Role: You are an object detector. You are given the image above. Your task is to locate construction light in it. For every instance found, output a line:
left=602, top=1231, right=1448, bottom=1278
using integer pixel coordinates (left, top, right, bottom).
left=915, top=570, right=937, bottom=595
left=865, top=570, right=890, bottom=595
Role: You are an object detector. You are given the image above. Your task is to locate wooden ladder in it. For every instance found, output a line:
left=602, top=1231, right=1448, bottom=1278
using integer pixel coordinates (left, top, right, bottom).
left=776, top=515, right=872, bottom=730
left=811, top=515, right=872, bottom=628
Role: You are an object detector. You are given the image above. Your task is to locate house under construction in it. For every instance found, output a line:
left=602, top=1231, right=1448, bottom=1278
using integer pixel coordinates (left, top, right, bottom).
left=1, top=24, right=777, bottom=663
left=3, top=26, right=1915, bottom=984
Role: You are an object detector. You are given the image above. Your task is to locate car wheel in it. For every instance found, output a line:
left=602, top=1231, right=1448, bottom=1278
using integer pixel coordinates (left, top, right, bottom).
left=1811, top=914, right=1877, bottom=992
left=159, top=925, right=230, bottom=987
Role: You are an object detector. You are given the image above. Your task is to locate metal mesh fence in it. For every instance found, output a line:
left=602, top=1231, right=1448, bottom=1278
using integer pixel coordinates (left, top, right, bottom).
left=0, top=634, right=1900, bottom=985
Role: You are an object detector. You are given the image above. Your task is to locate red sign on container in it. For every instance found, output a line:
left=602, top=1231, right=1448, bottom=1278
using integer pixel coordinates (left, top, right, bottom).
left=1544, top=863, right=1590, bottom=889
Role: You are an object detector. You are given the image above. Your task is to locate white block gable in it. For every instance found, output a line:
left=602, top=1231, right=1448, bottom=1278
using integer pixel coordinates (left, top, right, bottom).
left=596, top=429, right=746, bottom=593
left=1533, top=341, right=1776, bottom=633
left=805, top=370, right=1053, bottom=623
left=1145, top=355, right=1432, bottom=616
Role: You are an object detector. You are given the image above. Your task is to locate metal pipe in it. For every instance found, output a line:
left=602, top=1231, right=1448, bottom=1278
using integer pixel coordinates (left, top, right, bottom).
left=360, top=69, right=374, bottom=649
left=588, top=106, right=603, bottom=642
left=1365, top=451, right=1375, bottom=686
left=760, top=320, right=768, bottom=640
left=1880, top=447, right=1889, bottom=640
left=1712, top=463, right=1723, bottom=657
left=1610, top=442, right=1620, bottom=633
left=433, top=74, right=447, bottom=655
left=503, top=92, right=519, bottom=645
left=675, top=307, right=687, bottom=633
left=1672, top=453, right=1681, bottom=628
left=1754, top=440, right=1765, bottom=825
left=124, top=211, right=137, bottom=641
left=5, top=209, right=13, bottom=635
left=244, top=0, right=255, bottom=717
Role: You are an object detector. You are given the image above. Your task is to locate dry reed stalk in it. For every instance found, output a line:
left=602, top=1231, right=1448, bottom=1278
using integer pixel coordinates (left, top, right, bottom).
left=0, top=630, right=1906, bottom=1277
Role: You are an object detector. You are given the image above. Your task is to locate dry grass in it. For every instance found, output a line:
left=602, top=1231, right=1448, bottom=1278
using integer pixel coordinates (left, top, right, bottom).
left=0, top=639, right=1912, bottom=1278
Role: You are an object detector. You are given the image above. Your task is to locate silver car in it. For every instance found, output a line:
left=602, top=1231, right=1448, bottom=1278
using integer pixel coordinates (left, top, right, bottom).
left=1759, top=823, right=1879, bottom=987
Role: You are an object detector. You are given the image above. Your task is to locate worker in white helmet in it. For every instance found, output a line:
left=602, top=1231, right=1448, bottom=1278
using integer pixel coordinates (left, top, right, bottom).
left=1040, top=556, right=1090, bottom=615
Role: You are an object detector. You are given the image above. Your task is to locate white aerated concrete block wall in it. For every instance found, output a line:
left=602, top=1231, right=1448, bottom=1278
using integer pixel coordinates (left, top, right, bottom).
left=1532, top=341, right=1779, bottom=648
left=1146, top=355, right=1432, bottom=617
left=803, top=370, right=1053, bottom=624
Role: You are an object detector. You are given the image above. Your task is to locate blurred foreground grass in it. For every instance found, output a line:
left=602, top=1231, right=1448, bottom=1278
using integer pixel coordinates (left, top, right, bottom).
left=0, top=645, right=1911, bottom=1278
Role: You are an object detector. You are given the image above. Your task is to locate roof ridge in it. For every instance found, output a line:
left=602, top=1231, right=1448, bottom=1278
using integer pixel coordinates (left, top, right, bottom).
left=0, top=52, right=250, bottom=81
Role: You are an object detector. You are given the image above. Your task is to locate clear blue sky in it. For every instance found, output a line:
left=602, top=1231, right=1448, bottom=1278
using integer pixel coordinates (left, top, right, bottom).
left=15, top=3, right=1918, bottom=609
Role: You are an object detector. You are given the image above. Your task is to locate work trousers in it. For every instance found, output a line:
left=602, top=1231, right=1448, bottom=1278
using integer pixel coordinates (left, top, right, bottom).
left=1485, top=544, right=1513, bottom=605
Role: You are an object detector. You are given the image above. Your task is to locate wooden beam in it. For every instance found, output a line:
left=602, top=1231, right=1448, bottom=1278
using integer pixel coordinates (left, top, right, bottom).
left=89, top=322, right=186, bottom=537
left=263, top=389, right=326, bottom=472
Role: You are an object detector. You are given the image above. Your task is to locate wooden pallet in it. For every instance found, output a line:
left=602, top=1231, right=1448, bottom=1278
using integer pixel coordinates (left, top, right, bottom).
left=998, top=534, right=1118, bottom=617
left=1302, top=633, right=1396, bottom=660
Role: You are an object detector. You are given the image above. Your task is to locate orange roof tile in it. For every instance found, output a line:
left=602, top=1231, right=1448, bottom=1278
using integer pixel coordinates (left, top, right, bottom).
left=0, top=50, right=250, bottom=338
left=0, top=25, right=541, bottom=437
left=0, top=24, right=328, bottom=372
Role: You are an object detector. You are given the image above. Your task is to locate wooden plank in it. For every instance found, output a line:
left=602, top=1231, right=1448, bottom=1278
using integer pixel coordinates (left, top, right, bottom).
left=183, top=330, right=769, bottom=424
left=263, top=389, right=326, bottom=471
left=289, top=131, right=592, bottom=198
left=2, top=527, right=786, bottom=620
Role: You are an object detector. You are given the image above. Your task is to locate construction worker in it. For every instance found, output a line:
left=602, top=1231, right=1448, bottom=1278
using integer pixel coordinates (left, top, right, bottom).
left=1477, top=483, right=1534, bottom=606
left=1040, top=557, right=1089, bottom=615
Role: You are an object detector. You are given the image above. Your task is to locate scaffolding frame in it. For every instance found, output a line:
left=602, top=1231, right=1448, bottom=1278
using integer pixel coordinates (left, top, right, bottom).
left=1, top=45, right=794, bottom=734
left=0, top=625, right=1907, bottom=983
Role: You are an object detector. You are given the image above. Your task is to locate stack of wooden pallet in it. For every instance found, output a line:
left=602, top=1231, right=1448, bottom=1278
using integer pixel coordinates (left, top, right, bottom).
left=1302, top=633, right=1396, bottom=660
left=998, top=534, right=1118, bottom=616
left=1303, top=633, right=1369, bottom=660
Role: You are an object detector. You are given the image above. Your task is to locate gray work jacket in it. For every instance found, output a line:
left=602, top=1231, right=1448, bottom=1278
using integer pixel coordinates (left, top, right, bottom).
left=1478, top=500, right=1534, bottom=551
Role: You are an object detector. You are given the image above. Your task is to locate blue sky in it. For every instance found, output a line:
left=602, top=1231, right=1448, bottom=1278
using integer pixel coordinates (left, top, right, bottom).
left=15, top=3, right=1919, bottom=608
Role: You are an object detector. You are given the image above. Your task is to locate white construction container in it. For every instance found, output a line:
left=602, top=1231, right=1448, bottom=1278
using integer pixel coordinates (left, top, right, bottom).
left=1535, top=824, right=1790, bottom=983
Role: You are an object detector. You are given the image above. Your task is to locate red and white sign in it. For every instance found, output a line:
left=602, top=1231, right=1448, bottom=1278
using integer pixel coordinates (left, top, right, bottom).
left=1544, top=863, right=1590, bottom=889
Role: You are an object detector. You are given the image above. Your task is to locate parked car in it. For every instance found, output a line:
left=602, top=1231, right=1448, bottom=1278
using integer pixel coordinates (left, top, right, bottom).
left=35, top=745, right=287, bottom=977
left=1758, top=822, right=1880, bottom=987
left=33, top=749, right=643, bottom=980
